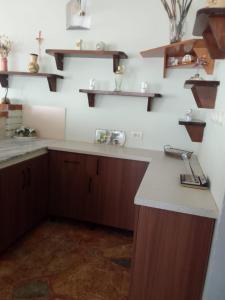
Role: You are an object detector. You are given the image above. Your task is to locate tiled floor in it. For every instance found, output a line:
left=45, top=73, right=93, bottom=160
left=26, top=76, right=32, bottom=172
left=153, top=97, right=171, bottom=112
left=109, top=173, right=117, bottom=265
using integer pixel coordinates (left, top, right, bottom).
left=0, top=221, right=133, bottom=300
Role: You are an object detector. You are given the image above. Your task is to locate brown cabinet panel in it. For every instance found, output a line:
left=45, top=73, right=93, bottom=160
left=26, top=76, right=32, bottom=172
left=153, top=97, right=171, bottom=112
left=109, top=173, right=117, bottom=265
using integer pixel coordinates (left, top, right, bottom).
left=129, top=206, right=215, bottom=300
left=0, top=154, right=48, bottom=254
left=29, top=154, right=48, bottom=225
left=49, top=151, right=148, bottom=231
left=99, top=157, right=148, bottom=230
left=49, top=151, right=88, bottom=219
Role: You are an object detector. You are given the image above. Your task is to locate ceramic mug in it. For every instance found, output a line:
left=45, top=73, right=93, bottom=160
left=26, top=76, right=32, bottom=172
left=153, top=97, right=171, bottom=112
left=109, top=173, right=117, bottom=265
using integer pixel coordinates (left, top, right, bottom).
left=89, top=79, right=96, bottom=90
left=141, top=82, right=149, bottom=93
left=207, top=0, right=225, bottom=7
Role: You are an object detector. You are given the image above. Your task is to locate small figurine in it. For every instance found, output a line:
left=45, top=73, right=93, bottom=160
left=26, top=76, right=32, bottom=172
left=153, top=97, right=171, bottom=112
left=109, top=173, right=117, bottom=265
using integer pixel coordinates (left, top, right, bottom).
left=189, top=73, right=204, bottom=81
left=75, top=39, right=83, bottom=50
left=182, top=54, right=194, bottom=64
left=96, top=41, right=105, bottom=51
left=207, top=0, right=225, bottom=7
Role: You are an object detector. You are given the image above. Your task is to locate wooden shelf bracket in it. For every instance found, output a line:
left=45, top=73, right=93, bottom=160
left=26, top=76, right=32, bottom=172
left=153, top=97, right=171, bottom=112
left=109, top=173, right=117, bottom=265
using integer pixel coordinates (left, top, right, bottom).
left=179, top=120, right=206, bottom=143
left=184, top=80, right=220, bottom=109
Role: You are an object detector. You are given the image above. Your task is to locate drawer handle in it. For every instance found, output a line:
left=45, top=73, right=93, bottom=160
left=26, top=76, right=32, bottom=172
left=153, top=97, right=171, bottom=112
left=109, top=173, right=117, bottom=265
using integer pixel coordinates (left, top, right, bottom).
left=88, top=177, right=92, bottom=193
left=22, top=170, right=26, bottom=190
left=64, top=160, right=80, bottom=164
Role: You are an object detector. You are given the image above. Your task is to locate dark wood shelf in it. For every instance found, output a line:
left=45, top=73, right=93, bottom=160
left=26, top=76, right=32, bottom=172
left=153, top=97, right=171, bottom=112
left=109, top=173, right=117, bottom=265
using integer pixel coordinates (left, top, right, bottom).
left=0, top=71, right=63, bottom=92
left=140, top=39, right=215, bottom=77
left=179, top=119, right=206, bottom=143
left=184, top=80, right=220, bottom=109
left=79, top=89, right=162, bottom=111
left=193, top=8, right=225, bottom=59
left=46, top=49, right=128, bottom=72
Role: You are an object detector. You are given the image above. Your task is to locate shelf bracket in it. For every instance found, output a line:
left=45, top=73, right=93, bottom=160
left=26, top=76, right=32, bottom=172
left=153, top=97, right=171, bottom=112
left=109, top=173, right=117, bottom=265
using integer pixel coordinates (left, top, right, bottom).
left=0, top=74, right=9, bottom=88
left=87, top=93, right=95, bottom=107
left=209, top=16, right=225, bottom=51
left=113, top=54, right=120, bottom=73
left=147, top=97, right=153, bottom=112
left=54, top=53, right=64, bottom=71
left=47, top=76, right=57, bottom=92
left=191, top=85, right=217, bottom=109
left=179, top=121, right=206, bottom=143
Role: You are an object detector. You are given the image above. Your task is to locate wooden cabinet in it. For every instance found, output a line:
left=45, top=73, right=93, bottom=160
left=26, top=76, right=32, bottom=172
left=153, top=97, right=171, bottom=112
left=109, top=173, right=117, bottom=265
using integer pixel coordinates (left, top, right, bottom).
left=49, top=151, right=92, bottom=220
left=49, top=151, right=148, bottom=230
left=99, top=157, right=148, bottom=230
left=0, top=154, right=48, bottom=253
left=129, top=206, right=215, bottom=300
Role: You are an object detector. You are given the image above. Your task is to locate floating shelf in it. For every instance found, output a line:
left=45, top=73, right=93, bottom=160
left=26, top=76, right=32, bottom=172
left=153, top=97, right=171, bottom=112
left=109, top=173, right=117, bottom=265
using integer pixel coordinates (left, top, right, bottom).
left=79, top=89, right=162, bottom=112
left=140, top=39, right=215, bottom=78
left=46, top=49, right=128, bottom=72
left=193, top=8, right=225, bottom=59
left=179, top=119, right=206, bottom=143
left=0, top=72, right=63, bottom=92
left=184, top=80, right=220, bottom=109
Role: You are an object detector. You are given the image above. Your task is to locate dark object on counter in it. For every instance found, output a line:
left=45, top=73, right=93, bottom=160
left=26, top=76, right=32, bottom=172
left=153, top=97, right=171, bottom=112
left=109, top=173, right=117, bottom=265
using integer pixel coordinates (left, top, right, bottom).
left=180, top=174, right=209, bottom=190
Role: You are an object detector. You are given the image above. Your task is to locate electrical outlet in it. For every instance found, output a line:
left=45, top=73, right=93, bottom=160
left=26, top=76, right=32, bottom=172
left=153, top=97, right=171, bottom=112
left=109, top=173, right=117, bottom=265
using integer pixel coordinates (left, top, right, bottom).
left=211, top=111, right=225, bottom=126
left=131, top=131, right=143, bottom=139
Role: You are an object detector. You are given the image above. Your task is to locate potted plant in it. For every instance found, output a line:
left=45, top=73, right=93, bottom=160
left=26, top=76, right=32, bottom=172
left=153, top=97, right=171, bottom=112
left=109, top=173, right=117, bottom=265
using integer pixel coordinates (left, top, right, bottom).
left=0, top=35, right=12, bottom=71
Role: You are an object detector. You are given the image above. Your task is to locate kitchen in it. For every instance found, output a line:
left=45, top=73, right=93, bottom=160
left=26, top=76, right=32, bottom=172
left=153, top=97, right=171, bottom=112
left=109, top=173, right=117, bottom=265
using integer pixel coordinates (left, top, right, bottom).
left=0, top=0, right=225, bottom=299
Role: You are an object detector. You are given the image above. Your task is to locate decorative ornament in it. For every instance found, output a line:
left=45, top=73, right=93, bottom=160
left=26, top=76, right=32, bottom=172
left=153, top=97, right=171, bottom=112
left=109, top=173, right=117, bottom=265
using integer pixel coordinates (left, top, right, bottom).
left=66, top=0, right=91, bottom=30
left=28, top=53, right=39, bottom=73
left=207, top=0, right=225, bottom=7
left=75, top=39, right=83, bottom=50
left=161, top=0, right=193, bottom=44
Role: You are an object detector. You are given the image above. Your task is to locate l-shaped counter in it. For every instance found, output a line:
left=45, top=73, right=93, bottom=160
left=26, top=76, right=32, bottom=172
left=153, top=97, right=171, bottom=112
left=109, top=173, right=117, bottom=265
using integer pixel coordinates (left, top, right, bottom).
left=0, top=138, right=218, bottom=220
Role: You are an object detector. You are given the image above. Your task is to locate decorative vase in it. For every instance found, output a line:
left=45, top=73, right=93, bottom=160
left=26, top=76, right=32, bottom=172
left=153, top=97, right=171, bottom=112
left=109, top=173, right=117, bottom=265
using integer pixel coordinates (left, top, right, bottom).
left=115, top=73, right=123, bottom=91
left=169, top=17, right=184, bottom=44
left=0, top=57, right=8, bottom=71
left=28, top=53, right=39, bottom=73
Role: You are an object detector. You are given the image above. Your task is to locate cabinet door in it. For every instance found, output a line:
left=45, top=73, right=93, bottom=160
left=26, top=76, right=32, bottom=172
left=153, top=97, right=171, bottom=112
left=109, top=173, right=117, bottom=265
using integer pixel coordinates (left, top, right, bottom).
left=99, top=157, right=148, bottom=230
left=0, top=168, right=16, bottom=253
left=49, top=151, right=87, bottom=219
left=29, top=154, right=48, bottom=226
left=129, top=206, right=215, bottom=300
left=2, top=161, right=30, bottom=241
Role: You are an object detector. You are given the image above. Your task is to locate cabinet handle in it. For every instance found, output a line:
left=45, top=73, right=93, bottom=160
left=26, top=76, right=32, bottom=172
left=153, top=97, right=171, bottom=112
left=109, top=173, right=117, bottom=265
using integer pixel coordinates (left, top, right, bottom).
left=96, top=159, right=100, bottom=176
left=22, top=170, right=26, bottom=190
left=27, top=168, right=31, bottom=187
left=88, top=177, right=92, bottom=193
left=64, top=160, right=80, bottom=165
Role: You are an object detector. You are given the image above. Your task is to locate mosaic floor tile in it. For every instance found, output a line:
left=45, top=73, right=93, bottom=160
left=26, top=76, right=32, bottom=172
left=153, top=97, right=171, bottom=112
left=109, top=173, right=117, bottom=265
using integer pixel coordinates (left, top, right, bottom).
left=0, top=221, right=133, bottom=300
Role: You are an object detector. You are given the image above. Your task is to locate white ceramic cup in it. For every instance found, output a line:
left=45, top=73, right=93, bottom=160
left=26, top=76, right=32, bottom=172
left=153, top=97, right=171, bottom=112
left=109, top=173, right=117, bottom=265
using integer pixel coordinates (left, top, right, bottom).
left=141, top=82, right=149, bottom=93
left=89, top=79, right=96, bottom=90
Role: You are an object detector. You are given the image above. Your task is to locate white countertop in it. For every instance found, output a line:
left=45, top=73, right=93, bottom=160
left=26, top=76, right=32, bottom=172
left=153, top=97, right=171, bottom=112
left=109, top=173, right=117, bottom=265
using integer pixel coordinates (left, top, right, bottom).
left=0, top=138, right=219, bottom=219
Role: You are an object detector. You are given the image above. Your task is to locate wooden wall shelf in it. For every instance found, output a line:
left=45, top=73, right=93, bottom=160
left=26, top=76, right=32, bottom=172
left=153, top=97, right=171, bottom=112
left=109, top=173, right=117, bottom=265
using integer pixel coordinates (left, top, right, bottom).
left=46, top=49, right=128, bottom=72
left=79, top=89, right=162, bottom=111
left=140, top=39, right=215, bottom=78
left=193, top=8, right=225, bottom=59
left=179, top=119, right=206, bottom=143
left=0, top=72, right=63, bottom=92
left=184, top=80, right=220, bottom=109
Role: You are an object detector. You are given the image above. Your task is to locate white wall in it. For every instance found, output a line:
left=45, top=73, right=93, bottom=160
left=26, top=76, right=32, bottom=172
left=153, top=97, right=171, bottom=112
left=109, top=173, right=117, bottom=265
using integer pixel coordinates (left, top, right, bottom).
left=1, top=1, right=225, bottom=298
left=0, top=0, right=207, bottom=151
